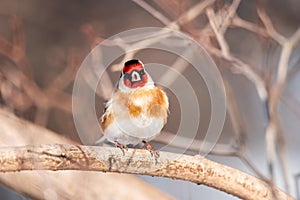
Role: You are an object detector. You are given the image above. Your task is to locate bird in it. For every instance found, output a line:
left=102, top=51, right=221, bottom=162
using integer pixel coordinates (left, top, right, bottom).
left=98, top=59, right=169, bottom=157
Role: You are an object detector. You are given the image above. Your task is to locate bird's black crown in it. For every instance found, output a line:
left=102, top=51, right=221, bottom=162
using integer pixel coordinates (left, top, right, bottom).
left=125, top=59, right=140, bottom=66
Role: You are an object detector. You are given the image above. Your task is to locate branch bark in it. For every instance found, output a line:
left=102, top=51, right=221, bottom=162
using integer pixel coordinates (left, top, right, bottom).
left=0, top=144, right=294, bottom=200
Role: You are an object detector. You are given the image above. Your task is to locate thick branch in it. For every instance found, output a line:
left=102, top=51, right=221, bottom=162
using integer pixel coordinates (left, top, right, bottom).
left=0, top=144, right=294, bottom=200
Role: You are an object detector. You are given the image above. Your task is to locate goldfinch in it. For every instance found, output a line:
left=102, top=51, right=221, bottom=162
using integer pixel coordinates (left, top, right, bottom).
left=99, top=59, right=169, bottom=156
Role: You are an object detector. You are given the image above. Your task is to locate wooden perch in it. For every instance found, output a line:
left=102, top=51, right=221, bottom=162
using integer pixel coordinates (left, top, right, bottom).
left=0, top=144, right=294, bottom=200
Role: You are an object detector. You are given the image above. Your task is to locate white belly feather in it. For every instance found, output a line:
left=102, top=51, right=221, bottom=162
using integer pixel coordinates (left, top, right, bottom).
left=102, top=88, right=167, bottom=146
left=104, top=117, right=164, bottom=145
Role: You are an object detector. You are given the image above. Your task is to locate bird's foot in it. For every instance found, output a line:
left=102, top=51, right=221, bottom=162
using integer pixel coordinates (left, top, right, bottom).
left=142, top=140, right=159, bottom=158
left=114, top=141, right=128, bottom=151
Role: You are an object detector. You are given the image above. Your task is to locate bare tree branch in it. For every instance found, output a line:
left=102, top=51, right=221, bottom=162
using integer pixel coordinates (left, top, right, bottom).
left=172, top=0, right=215, bottom=27
left=263, top=15, right=300, bottom=193
left=204, top=6, right=268, bottom=101
left=257, top=7, right=287, bottom=45
left=0, top=143, right=294, bottom=200
left=131, top=0, right=172, bottom=25
left=231, top=15, right=269, bottom=37
left=206, top=7, right=231, bottom=59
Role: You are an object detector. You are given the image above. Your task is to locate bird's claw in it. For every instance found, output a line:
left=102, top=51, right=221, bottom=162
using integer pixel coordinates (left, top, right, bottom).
left=143, top=140, right=160, bottom=158
left=114, top=141, right=128, bottom=151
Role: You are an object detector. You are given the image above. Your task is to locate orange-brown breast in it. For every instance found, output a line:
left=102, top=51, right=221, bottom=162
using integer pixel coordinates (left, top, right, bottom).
left=128, top=103, right=142, bottom=117
left=100, top=86, right=168, bottom=131
left=147, top=87, right=168, bottom=123
left=129, top=86, right=168, bottom=122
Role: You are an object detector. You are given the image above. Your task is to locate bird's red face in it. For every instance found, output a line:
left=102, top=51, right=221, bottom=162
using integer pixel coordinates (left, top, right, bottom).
left=122, top=59, right=148, bottom=89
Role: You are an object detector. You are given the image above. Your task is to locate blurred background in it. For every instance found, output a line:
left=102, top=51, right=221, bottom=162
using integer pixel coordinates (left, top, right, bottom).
left=0, top=0, right=299, bottom=199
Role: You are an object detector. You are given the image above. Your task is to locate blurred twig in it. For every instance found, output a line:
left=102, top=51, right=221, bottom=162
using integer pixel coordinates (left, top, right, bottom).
left=0, top=16, right=78, bottom=126
left=9, top=16, right=32, bottom=78
left=257, top=6, right=300, bottom=193
left=3, top=64, right=71, bottom=109
left=132, top=0, right=172, bottom=25
left=223, top=79, right=246, bottom=149
left=81, top=24, right=115, bottom=99
left=257, top=8, right=286, bottom=45
left=205, top=7, right=268, bottom=100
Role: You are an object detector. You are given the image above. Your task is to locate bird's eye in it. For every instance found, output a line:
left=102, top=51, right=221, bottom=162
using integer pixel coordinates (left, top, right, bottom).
left=131, top=71, right=141, bottom=82
left=139, top=69, right=145, bottom=75
left=124, top=73, right=131, bottom=80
